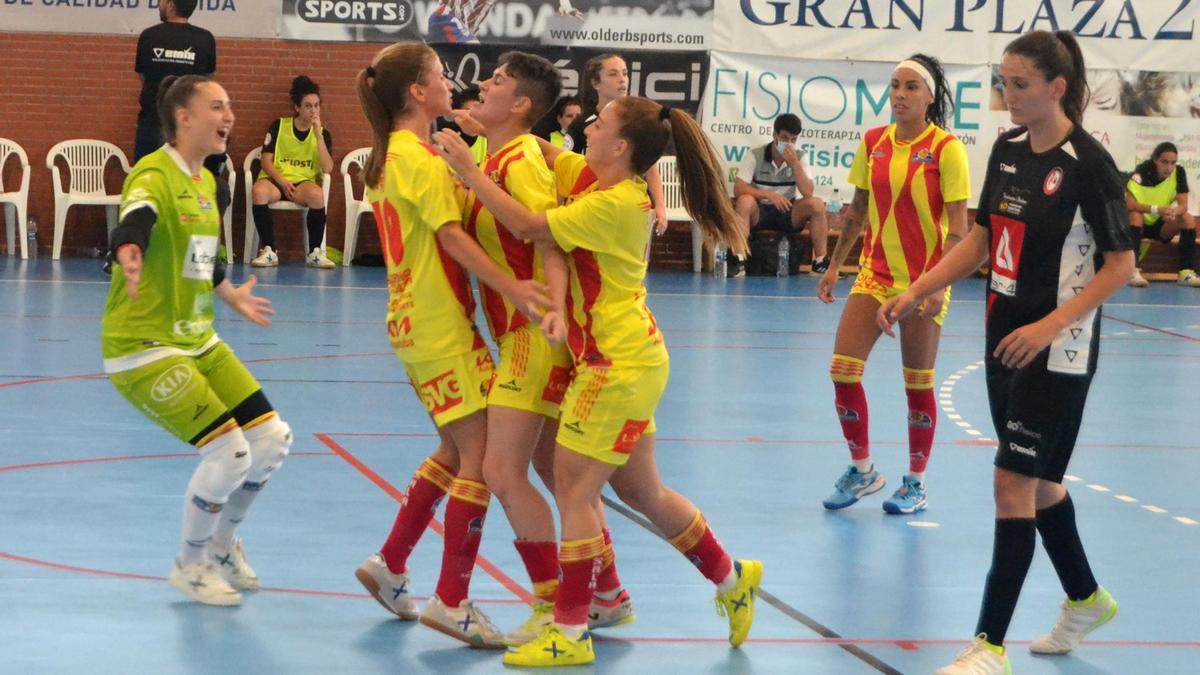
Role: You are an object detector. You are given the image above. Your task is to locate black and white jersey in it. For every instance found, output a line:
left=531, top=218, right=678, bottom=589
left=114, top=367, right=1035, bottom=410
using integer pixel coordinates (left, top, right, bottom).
left=977, top=126, right=1134, bottom=376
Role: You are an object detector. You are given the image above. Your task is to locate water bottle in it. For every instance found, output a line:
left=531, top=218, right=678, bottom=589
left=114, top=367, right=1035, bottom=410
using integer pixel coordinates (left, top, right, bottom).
left=776, top=235, right=790, bottom=277
left=713, top=244, right=728, bottom=279
left=26, top=216, right=37, bottom=259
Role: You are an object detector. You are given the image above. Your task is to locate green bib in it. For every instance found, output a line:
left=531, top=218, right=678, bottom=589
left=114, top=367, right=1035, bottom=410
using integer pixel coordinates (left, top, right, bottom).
left=102, top=146, right=221, bottom=369
left=1127, top=169, right=1177, bottom=226
left=260, top=117, right=321, bottom=184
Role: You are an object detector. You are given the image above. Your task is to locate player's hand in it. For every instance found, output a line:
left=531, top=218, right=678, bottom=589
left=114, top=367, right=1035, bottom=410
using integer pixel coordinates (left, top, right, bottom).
left=450, top=109, right=486, bottom=137
left=1162, top=204, right=1181, bottom=220
left=312, top=112, right=323, bottom=131
left=817, top=268, right=839, bottom=303
left=557, top=0, right=585, bottom=19
left=433, top=129, right=477, bottom=175
left=767, top=192, right=791, bottom=212
left=281, top=180, right=298, bottom=201
left=653, top=205, right=668, bottom=235
left=511, top=279, right=552, bottom=322
left=918, top=292, right=944, bottom=320
left=116, top=243, right=142, bottom=300
left=781, top=144, right=800, bottom=166
left=994, top=318, right=1059, bottom=369
left=877, top=290, right=922, bottom=337
left=225, top=275, right=275, bottom=327
left=541, top=310, right=567, bottom=346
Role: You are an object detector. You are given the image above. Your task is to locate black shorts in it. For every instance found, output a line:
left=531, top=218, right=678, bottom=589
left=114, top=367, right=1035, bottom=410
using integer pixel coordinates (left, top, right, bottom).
left=987, top=354, right=1093, bottom=483
left=755, top=201, right=795, bottom=232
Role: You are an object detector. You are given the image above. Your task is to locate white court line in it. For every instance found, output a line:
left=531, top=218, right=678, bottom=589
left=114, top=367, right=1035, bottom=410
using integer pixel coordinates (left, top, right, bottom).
left=1116, top=495, right=1139, bottom=503
left=947, top=414, right=963, bottom=420
left=1142, top=505, right=1168, bottom=514
left=956, top=421, right=972, bottom=428
left=965, top=429, right=983, bottom=436
left=1063, top=475, right=1082, bottom=482
left=1087, top=484, right=1110, bottom=492
left=1175, top=517, right=1198, bottom=526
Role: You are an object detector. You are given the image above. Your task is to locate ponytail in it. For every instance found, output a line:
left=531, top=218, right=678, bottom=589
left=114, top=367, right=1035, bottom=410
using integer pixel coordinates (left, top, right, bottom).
left=356, top=43, right=437, bottom=188
left=610, top=98, right=747, bottom=258
left=1053, top=31, right=1089, bottom=126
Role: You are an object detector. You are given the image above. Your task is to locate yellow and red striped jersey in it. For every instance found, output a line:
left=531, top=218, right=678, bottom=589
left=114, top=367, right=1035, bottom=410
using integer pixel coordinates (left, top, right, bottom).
left=365, top=129, right=484, bottom=362
left=847, top=123, right=970, bottom=289
left=547, top=152, right=667, bottom=368
left=463, top=134, right=558, bottom=340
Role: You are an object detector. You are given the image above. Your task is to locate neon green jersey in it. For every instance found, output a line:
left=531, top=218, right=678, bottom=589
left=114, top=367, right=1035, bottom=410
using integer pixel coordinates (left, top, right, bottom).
left=1127, top=168, right=1178, bottom=227
left=259, top=117, right=322, bottom=184
left=102, top=146, right=222, bottom=373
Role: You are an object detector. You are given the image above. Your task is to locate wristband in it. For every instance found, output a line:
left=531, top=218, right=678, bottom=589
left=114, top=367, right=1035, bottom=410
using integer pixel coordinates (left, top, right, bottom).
left=1151, top=205, right=1159, bottom=216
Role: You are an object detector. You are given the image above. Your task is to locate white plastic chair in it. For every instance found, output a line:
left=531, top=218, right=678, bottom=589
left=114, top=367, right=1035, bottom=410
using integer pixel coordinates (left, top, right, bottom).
left=45, top=139, right=131, bottom=260
left=242, top=146, right=331, bottom=262
left=219, top=156, right=236, bottom=261
left=655, top=156, right=704, bottom=272
left=0, top=138, right=31, bottom=258
left=340, top=147, right=372, bottom=267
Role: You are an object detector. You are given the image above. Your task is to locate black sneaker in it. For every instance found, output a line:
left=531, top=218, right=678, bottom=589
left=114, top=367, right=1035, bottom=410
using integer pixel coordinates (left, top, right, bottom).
left=810, top=256, right=830, bottom=275
left=729, top=257, right=747, bottom=278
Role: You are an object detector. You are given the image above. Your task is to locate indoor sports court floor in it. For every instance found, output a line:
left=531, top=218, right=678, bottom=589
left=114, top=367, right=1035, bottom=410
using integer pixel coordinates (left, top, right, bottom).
left=2, top=259, right=1196, bottom=674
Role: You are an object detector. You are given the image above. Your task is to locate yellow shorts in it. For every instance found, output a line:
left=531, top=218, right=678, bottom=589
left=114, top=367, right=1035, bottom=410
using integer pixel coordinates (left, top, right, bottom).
left=402, top=347, right=494, bottom=429
left=557, top=361, right=668, bottom=466
left=851, top=270, right=951, bottom=326
left=489, top=325, right=575, bottom=419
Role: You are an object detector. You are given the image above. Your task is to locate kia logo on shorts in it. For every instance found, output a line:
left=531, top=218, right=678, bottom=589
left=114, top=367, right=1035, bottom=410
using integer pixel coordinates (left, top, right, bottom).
left=151, top=364, right=194, bottom=402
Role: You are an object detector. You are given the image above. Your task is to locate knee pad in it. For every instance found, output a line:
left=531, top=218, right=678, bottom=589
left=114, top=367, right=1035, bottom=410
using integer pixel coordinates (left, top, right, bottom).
left=243, top=416, right=292, bottom=487
left=192, top=428, right=252, bottom=503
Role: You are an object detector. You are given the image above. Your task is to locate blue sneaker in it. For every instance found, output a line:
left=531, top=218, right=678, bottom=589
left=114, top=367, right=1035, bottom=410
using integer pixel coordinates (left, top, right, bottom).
left=822, top=465, right=886, bottom=510
left=882, top=475, right=928, bottom=514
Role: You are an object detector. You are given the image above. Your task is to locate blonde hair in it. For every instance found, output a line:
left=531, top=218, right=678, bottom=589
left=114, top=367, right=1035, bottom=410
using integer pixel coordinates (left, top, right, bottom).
left=355, top=43, right=438, bottom=188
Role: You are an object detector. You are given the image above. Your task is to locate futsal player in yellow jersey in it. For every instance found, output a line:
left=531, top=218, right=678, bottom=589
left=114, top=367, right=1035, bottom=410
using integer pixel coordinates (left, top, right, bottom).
left=816, top=54, right=970, bottom=515
left=350, top=43, right=551, bottom=649
left=438, top=97, right=760, bottom=667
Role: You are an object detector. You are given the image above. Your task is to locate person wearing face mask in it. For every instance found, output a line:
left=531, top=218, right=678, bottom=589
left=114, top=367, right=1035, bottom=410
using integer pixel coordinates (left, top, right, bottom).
left=731, top=113, right=830, bottom=276
left=105, top=75, right=286, bottom=607
left=817, top=54, right=971, bottom=516
left=1126, top=141, right=1199, bottom=287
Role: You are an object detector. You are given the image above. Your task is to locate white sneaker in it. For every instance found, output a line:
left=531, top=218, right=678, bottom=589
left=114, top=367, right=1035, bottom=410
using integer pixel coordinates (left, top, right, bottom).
left=209, top=537, right=260, bottom=591
left=1129, top=268, right=1149, bottom=287
left=419, top=595, right=506, bottom=649
left=167, top=559, right=242, bottom=606
left=935, top=635, right=1011, bottom=675
left=250, top=246, right=279, bottom=268
left=506, top=599, right=555, bottom=646
left=1030, top=586, right=1117, bottom=655
left=588, top=588, right=635, bottom=629
left=1178, top=270, right=1200, bottom=287
left=354, top=553, right=418, bottom=620
left=306, top=247, right=335, bottom=269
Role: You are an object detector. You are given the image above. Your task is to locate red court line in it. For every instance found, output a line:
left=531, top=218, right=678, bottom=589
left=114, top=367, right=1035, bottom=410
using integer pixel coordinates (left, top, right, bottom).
left=314, top=433, right=535, bottom=606
left=0, top=451, right=334, bottom=474
left=1104, top=315, right=1200, bottom=343
left=593, top=636, right=1200, bottom=648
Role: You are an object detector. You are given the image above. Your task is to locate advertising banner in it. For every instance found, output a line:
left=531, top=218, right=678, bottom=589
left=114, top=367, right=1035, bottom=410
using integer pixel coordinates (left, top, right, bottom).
left=714, top=1, right=1199, bottom=73
left=0, top=0, right=277, bottom=39
left=279, top=0, right=711, bottom=50
left=701, top=51, right=992, bottom=204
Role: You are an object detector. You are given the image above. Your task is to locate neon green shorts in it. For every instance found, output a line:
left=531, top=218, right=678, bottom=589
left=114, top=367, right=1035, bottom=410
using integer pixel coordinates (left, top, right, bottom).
left=108, top=341, right=262, bottom=445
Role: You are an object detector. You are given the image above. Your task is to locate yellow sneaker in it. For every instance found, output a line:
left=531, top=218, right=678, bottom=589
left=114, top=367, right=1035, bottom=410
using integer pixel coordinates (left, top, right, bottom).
left=715, top=559, right=762, bottom=648
left=502, top=624, right=594, bottom=667
left=506, top=600, right=556, bottom=646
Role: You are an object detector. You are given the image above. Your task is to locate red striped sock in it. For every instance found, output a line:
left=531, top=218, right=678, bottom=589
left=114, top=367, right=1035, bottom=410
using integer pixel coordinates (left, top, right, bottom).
left=831, top=354, right=870, bottom=462
left=904, top=368, right=937, bottom=475
left=594, top=528, right=623, bottom=594
left=434, top=478, right=490, bottom=608
left=380, top=457, right=455, bottom=574
left=555, top=534, right=604, bottom=628
left=514, top=539, right=559, bottom=604
left=668, top=511, right=733, bottom=585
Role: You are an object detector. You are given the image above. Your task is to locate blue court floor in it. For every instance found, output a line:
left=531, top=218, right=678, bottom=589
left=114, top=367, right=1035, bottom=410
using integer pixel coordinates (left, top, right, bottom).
left=1, top=259, right=1197, bottom=674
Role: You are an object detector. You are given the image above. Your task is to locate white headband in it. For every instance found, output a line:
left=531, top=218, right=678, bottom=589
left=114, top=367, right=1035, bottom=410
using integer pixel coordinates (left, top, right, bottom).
left=894, top=59, right=936, bottom=95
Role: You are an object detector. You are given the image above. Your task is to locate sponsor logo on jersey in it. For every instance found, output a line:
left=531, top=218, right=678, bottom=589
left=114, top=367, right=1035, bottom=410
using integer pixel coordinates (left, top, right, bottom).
left=418, top=370, right=464, bottom=415
left=1000, top=162, right=1018, bottom=174
left=173, top=318, right=213, bottom=337
left=989, top=216, right=1026, bottom=297
left=151, top=363, right=194, bottom=402
left=562, top=420, right=585, bottom=435
left=541, top=365, right=572, bottom=405
left=1005, top=419, right=1043, bottom=440
left=1043, top=167, right=1064, bottom=195
left=911, top=148, right=934, bottom=164
left=182, top=235, right=219, bottom=281
left=497, top=378, right=522, bottom=392
left=613, top=419, right=650, bottom=455
left=153, top=46, right=196, bottom=65
left=1008, top=442, right=1037, bottom=458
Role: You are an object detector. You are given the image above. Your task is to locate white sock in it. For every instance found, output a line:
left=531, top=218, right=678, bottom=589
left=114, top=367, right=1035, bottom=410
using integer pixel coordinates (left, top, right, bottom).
left=211, top=481, right=263, bottom=549
left=179, top=493, right=225, bottom=565
left=852, top=458, right=873, bottom=474
left=908, top=472, right=925, bottom=485
left=556, top=622, right=588, bottom=639
left=716, top=563, right=739, bottom=594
